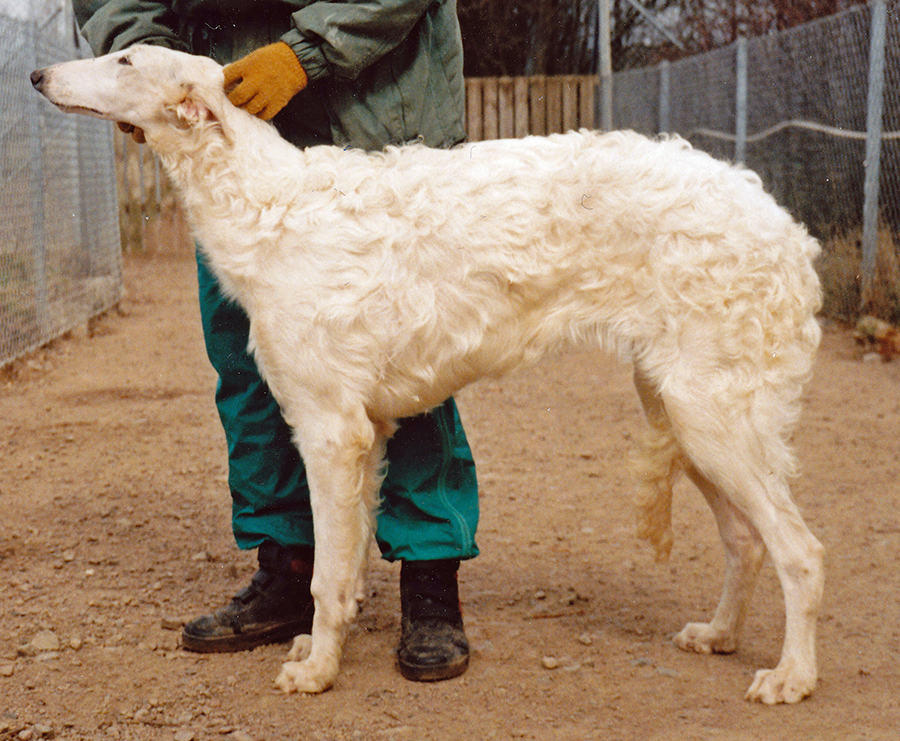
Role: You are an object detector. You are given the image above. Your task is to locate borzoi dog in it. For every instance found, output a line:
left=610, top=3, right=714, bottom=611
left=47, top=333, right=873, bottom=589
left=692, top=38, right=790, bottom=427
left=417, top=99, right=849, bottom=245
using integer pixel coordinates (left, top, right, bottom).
left=32, top=45, right=824, bottom=704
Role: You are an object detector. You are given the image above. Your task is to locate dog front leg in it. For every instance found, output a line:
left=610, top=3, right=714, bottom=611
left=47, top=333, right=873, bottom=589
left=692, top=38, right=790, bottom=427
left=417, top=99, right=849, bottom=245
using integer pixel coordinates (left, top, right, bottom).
left=274, top=412, right=382, bottom=694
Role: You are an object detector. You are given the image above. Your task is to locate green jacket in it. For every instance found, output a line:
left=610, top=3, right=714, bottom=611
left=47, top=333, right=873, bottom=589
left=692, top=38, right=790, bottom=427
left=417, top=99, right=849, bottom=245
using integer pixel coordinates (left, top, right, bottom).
left=72, top=0, right=467, bottom=150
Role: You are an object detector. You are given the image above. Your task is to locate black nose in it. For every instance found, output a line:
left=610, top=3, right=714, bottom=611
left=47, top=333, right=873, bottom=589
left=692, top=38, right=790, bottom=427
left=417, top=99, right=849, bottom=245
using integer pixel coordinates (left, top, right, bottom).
left=30, top=69, right=45, bottom=90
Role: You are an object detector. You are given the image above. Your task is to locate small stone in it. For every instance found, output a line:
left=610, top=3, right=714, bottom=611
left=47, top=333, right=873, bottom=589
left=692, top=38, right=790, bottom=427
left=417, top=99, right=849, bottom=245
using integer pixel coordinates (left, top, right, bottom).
left=160, top=617, right=185, bottom=631
left=173, top=731, right=195, bottom=741
left=541, top=656, right=560, bottom=670
left=69, top=637, right=83, bottom=650
left=30, top=630, right=60, bottom=654
left=225, top=732, right=254, bottom=741
left=0, top=662, right=14, bottom=677
left=577, top=632, right=593, bottom=646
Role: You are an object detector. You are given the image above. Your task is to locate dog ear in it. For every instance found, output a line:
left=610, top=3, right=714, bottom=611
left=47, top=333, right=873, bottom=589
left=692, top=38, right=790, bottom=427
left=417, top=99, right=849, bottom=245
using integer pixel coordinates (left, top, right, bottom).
left=175, top=97, right=213, bottom=124
left=175, top=84, right=217, bottom=125
left=173, top=83, right=233, bottom=143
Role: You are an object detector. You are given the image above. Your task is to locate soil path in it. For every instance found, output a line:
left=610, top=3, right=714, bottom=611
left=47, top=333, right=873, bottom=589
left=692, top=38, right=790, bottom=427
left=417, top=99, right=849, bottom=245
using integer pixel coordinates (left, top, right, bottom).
left=1, top=255, right=899, bottom=740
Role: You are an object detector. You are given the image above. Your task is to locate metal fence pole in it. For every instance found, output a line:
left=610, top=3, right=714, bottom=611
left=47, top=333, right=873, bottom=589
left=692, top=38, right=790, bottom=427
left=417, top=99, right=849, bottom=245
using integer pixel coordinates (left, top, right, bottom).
left=861, top=0, right=887, bottom=309
left=658, top=60, right=670, bottom=133
left=598, top=0, right=613, bottom=130
left=734, top=37, right=748, bottom=163
left=28, top=21, right=50, bottom=338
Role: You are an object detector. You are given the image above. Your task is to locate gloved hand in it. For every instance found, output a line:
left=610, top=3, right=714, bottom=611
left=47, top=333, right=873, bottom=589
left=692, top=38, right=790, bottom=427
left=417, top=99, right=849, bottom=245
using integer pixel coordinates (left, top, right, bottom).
left=224, top=42, right=308, bottom=121
left=118, top=121, right=146, bottom=143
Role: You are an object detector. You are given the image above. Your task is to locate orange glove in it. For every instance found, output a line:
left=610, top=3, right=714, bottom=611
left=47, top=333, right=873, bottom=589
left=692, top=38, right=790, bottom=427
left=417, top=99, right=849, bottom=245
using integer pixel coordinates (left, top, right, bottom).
left=224, top=42, right=308, bottom=121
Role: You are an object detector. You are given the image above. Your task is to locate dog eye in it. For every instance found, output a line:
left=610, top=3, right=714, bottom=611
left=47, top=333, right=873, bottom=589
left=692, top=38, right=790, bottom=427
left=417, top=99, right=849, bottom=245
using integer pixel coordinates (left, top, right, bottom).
left=118, top=56, right=132, bottom=66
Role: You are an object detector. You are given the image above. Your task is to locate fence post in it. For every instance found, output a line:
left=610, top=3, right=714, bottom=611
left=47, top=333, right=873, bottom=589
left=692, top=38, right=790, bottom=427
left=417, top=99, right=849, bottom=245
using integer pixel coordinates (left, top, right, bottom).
left=529, top=76, right=548, bottom=135
left=658, top=60, right=670, bottom=134
left=734, top=36, right=748, bottom=163
left=598, top=0, right=613, bottom=130
left=483, top=78, right=499, bottom=139
left=514, top=77, right=530, bottom=138
left=861, top=0, right=887, bottom=310
left=498, top=77, right=515, bottom=139
left=28, top=21, right=50, bottom=338
left=465, top=78, right=483, bottom=141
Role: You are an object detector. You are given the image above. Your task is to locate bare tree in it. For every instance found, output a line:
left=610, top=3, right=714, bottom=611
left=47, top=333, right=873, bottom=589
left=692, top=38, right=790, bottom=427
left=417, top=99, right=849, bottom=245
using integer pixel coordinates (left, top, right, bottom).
left=669, top=0, right=867, bottom=54
left=458, top=0, right=684, bottom=75
left=458, top=0, right=869, bottom=76
left=457, top=0, right=600, bottom=76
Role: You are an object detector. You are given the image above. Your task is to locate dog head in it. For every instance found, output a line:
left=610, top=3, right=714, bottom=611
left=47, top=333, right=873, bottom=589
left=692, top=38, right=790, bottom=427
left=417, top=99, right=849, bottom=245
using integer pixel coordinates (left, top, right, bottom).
left=31, top=45, right=232, bottom=145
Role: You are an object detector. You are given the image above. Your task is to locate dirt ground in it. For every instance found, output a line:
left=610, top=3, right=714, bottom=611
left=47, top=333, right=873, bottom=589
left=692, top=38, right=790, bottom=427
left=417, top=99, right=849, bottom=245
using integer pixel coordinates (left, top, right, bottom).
left=1, top=254, right=899, bottom=741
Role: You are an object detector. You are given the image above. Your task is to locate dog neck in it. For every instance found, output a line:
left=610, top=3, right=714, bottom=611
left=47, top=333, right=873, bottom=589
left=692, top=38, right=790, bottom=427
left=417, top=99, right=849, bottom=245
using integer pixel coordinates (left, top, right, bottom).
left=149, top=108, right=306, bottom=279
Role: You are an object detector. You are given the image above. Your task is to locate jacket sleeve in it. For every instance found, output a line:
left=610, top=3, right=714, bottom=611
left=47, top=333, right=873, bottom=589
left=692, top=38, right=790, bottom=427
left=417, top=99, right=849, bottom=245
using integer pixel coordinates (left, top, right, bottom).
left=73, top=0, right=188, bottom=56
left=281, top=0, right=437, bottom=83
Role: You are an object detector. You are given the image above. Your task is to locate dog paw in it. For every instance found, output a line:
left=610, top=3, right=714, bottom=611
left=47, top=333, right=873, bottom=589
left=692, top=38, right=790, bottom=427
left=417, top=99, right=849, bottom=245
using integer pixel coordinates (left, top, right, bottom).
left=286, top=634, right=312, bottom=662
left=745, top=666, right=815, bottom=705
left=274, top=658, right=335, bottom=695
left=673, top=622, right=737, bottom=655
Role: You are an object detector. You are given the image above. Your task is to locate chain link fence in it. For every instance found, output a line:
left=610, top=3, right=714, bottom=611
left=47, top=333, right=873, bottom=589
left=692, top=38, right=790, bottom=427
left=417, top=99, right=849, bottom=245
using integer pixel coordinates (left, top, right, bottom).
left=613, top=2, right=900, bottom=321
left=4, top=3, right=896, bottom=368
left=0, top=11, right=122, bottom=368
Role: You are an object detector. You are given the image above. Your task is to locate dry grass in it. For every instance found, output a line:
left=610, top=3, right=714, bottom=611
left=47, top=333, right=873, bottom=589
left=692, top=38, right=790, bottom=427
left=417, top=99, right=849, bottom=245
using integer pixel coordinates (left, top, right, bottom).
left=817, top=225, right=900, bottom=322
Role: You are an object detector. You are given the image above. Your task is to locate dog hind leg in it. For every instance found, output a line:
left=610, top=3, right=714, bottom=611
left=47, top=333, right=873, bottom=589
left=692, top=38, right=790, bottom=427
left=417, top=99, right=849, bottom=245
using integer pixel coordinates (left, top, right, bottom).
left=660, top=380, right=823, bottom=704
left=741, top=502, right=823, bottom=704
left=674, top=465, right=766, bottom=655
left=633, top=368, right=766, bottom=653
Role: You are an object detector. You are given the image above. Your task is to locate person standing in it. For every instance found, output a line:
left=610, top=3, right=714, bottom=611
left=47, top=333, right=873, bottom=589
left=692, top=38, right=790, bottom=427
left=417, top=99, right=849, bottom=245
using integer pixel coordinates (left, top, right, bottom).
left=73, top=0, right=479, bottom=682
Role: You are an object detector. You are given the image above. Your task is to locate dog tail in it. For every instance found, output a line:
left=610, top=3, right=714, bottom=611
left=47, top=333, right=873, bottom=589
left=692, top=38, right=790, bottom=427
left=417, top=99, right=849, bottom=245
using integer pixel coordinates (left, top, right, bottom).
left=629, top=413, right=684, bottom=563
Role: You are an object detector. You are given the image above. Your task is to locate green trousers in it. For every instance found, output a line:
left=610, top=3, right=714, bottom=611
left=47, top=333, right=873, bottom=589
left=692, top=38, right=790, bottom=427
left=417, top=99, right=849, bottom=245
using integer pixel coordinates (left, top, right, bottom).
left=197, top=256, right=479, bottom=562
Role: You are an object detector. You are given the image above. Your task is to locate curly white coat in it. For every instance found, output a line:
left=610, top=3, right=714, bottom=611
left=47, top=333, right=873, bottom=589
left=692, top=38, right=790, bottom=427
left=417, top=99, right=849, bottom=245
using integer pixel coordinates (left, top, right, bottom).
left=33, top=45, right=824, bottom=705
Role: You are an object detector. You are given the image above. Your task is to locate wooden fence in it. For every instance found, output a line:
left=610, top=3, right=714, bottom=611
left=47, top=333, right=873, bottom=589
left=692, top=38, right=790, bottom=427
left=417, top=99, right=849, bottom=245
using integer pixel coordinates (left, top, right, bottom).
left=115, top=130, right=192, bottom=255
left=115, top=75, right=598, bottom=253
left=465, top=75, right=596, bottom=142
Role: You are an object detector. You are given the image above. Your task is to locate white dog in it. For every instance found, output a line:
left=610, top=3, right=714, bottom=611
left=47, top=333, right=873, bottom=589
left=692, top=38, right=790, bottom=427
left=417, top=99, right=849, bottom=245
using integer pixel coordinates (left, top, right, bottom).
left=32, top=45, right=824, bottom=704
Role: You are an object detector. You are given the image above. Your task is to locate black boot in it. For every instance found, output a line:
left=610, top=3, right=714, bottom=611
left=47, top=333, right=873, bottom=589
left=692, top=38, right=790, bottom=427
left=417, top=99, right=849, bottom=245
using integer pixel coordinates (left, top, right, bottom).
left=182, top=542, right=315, bottom=653
left=397, top=559, right=469, bottom=681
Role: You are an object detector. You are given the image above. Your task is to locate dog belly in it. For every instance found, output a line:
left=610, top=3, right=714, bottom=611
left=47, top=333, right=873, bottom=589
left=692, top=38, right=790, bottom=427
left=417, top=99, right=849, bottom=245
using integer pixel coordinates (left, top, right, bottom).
left=369, top=375, right=473, bottom=422
left=366, top=327, right=562, bottom=424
